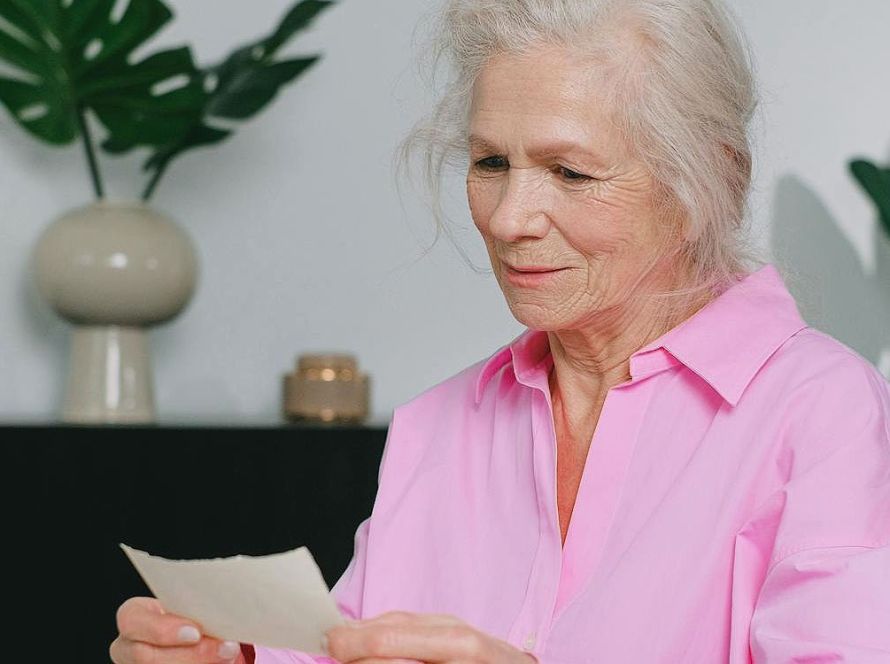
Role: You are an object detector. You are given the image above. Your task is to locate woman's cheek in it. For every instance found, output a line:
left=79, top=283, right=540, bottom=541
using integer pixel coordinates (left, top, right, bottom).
left=467, top=179, right=497, bottom=231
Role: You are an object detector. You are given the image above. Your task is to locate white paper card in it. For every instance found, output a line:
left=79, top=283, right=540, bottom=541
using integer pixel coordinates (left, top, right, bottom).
left=120, top=544, right=344, bottom=654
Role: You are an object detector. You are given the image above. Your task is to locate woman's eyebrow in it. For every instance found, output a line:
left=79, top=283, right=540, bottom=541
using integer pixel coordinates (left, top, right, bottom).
left=525, top=140, right=604, bottom=162
left=469, top=134, right=605, bottom=164
left=468, top=135, right=500, bottom=153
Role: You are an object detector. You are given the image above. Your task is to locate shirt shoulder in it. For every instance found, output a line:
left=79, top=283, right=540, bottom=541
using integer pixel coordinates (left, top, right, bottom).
left=393, top=350, right=502, bottom=425
left=763, top=326, right=889, bottom=403
left=391, top=332, right=533, bottom=428
left=378, top=339, right=518, bottom=455
left=751, top=326, right=890, bottom=476
left=739, top=328, right=890, bottom=561
left=371, top=340, right=525, bottom=519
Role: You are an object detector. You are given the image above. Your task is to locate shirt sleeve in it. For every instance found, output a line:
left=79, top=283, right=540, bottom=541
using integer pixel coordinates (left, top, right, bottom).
left=750, top=545, right=890, bottom=662
left=748, top=361, right=890, bottom=662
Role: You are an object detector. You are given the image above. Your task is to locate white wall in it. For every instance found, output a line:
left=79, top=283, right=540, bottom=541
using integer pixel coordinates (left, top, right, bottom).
left=1, top=0, right=889, bottom=425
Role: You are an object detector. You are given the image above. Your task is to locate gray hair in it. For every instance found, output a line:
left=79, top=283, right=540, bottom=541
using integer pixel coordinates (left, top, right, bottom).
left=400, top=0, right=761, bottom=292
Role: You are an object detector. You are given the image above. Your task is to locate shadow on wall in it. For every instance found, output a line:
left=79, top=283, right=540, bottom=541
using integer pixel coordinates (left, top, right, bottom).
left=770, top=174, right=890, bottom=373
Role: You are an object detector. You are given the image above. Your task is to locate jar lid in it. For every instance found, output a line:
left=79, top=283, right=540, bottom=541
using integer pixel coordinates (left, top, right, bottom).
left=293, top=354, right=366, bottom=383
left=296, top=354, right=358, bottom=372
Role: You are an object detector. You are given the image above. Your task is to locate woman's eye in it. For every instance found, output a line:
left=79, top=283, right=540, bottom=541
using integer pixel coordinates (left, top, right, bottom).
left=474, top=156, right=507, bottom=171
left=558, top=166, right=592, bottom=182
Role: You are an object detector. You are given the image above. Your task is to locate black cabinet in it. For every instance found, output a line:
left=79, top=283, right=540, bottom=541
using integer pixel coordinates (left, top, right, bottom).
left=2, top=424, right=387, bottom=663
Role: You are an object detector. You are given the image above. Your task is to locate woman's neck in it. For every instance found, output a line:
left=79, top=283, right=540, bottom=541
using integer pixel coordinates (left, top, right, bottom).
left=547, top=290, right=712, bottom=435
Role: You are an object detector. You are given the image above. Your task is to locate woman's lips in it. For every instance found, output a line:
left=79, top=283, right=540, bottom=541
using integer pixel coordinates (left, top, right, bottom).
left=503, top=264, right=568, bottom=287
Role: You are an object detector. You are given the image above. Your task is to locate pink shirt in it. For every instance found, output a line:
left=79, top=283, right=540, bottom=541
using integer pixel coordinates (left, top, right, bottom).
left=257, top=265, right=890, bottom=663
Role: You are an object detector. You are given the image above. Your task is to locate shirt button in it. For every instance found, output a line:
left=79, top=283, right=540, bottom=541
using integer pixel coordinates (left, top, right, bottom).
left=523, top=634, right=536, bottom=651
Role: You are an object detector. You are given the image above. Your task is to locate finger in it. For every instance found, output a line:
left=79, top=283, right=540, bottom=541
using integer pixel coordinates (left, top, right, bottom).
left=109, top=634, right=244, bottom=664
left=327, top=621, right=492, bottom=664
left=116, top=597, right=205, bottom=647
left=362, top=612, right=463, bottom=628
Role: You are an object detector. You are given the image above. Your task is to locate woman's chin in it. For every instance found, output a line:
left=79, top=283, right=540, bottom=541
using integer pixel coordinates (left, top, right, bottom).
left=504, top=303, right=571, bottom=332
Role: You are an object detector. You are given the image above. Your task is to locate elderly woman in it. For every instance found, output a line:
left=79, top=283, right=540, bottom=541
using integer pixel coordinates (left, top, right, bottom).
left=110, top=0, right=890, bottom=662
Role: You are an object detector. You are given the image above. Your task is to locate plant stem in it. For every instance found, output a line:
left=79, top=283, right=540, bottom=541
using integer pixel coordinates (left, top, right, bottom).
left=76, top=105, right=104, bottom=199
left=141, top=162, right=167, bottom=202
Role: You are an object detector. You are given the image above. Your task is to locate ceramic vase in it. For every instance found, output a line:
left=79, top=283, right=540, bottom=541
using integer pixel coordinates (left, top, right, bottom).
left=32, top=200, right=198, bottom=424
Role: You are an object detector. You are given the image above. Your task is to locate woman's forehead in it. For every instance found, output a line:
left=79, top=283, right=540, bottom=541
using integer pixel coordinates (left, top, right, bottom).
left=468, top=48, right=625, bottom=155
left=471, top=46, right=620, bottom=115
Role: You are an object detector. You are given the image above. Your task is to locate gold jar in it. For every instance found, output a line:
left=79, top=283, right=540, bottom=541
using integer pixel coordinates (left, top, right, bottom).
left=282, top=354, right=369, bottom=423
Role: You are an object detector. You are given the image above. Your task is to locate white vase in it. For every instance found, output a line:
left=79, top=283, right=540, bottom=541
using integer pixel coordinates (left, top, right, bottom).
left=32, top=200, right=198, bottom=424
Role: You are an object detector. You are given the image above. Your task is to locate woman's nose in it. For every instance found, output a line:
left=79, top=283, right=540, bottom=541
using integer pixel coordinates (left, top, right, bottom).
left=486, top=173, right=550, bottom=242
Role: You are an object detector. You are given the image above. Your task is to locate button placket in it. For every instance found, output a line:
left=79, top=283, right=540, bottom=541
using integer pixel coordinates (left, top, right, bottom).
left=506, top=389, right=560, bottom=656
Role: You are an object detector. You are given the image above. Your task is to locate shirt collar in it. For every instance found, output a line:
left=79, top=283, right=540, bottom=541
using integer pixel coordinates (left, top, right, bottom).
left=475, top=329, right=552, bottom=403
left=631, top=264, right=807, bottom=405
left=475, top=265, right=807, bottom=406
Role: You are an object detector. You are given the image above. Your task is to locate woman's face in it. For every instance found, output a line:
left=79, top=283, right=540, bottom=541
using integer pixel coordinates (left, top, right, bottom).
left=467, top=46, right=680, bottom=333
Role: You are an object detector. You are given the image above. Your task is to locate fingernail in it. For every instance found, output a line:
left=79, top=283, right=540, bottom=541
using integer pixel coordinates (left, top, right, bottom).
left=218, top=641, right=240, bottom=659
left=177, top=626, right=201, bottom=644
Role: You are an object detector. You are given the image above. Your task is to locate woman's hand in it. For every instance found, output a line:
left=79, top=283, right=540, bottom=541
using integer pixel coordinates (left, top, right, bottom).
left=110, top=597, right=253, bottom=664
left=325, top=612, right=537, bottom=664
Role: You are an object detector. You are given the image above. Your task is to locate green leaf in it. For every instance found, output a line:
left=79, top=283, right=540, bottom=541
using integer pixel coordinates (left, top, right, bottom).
left=0, top=1, right=50, bottom=42
left=62, top=0, right=110, bottom=44
left=0, top=0, right=72, bottom=143
left=206, top=56, right=318, bottom=120
left=0, top=18, right=43, bottom=74
left=0, top=74, right=76, bottom=142
left=850, top=159, right=890, bottom=237
left=79, top=46, right=196, bottom=98
left=66, top=0, right=172, bottom=77
left=264, top=0, right=333, bottom=54
left=0, top=0, right=334, bottom=201
left=143, top=123, right=231, bottom=173
left=0, top=0, right=204, bottom=152
left=96, top=105, right=203, bottom=153
left=141, top=0, right=334, bottom=199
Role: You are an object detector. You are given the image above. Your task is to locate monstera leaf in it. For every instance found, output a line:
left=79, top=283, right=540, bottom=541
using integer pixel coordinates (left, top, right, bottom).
left=0, top=0, right=204, bottom=154
left=850, top=159, right=890, bottom=238
left=141, top=0, right=332, bottom=200
left=0, top=0, right=332, bottom=201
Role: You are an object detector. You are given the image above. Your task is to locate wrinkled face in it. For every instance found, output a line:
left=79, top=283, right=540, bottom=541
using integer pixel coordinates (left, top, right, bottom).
left=467, top=46, right=680, bottom=333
